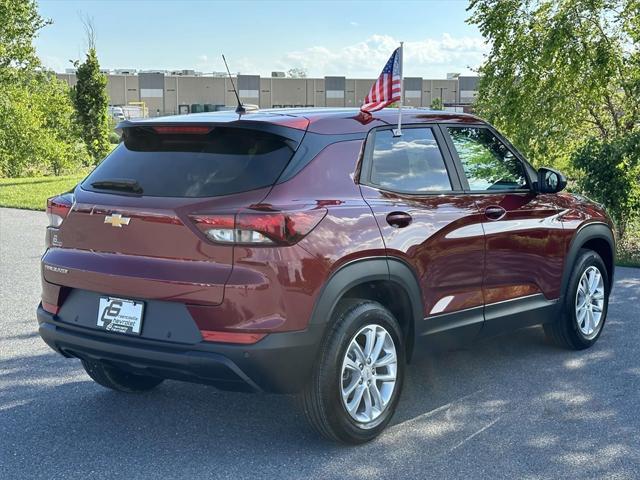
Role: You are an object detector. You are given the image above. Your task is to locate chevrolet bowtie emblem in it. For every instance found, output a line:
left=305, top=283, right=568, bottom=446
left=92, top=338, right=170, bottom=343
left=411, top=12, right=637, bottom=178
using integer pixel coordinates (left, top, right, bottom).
left=104, top=214, right=131, bottom=227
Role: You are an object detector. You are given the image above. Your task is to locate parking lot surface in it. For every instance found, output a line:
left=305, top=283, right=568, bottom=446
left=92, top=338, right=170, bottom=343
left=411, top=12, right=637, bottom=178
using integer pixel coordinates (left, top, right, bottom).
left=1, top=207, right=639, bottom=479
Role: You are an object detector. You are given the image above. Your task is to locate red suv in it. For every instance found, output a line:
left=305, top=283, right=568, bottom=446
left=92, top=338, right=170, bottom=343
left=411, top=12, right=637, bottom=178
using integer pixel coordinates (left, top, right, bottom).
left=38, top=108, right=614, bottom=443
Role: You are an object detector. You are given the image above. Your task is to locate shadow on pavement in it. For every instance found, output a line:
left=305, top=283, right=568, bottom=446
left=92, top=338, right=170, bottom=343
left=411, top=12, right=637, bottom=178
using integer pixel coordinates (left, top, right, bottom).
left=1, top=269, right=639, bottom=479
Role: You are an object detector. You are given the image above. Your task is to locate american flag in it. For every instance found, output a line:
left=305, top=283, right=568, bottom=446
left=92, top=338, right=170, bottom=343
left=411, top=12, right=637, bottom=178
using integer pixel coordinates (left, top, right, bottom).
left=360, top=47, right=402, bottom=113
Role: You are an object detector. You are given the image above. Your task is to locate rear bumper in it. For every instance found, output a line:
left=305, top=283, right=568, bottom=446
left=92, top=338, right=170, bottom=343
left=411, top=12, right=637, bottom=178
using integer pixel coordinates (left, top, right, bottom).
left=37, top=304, right=324, bottom=393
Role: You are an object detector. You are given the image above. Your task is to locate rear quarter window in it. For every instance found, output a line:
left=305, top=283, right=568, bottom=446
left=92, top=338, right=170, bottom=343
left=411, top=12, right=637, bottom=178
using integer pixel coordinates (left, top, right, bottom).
left=83, top=126, right=297, bottom=197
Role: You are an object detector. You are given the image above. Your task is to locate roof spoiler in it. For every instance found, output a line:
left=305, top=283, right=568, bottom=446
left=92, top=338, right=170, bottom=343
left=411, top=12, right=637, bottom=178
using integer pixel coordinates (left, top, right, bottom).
left=115, top=114, right=309, bottom=135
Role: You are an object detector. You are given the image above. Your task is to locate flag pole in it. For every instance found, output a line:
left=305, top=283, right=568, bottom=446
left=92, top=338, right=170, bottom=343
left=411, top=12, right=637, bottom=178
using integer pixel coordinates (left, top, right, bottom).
left=393, top=41, right=404, bottom=137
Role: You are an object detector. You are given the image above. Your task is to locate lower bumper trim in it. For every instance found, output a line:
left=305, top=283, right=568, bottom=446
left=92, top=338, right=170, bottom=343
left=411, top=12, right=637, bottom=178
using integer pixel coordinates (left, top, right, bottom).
left=36, top=304, right=325, bottom=393
left=38, top=322, right=262, bottom=392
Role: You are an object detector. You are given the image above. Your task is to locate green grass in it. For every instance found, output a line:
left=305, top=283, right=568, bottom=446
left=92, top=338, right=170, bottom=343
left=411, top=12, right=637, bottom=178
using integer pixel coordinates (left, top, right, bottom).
left=0, top=174, right=87, bottom=211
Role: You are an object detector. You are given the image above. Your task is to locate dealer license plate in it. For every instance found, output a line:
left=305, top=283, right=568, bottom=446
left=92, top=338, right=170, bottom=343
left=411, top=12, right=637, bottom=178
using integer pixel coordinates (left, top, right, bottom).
left=97, top=297, right=144, bottom=335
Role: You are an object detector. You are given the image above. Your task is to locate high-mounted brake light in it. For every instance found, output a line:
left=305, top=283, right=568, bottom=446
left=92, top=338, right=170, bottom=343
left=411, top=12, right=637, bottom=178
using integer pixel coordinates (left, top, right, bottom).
left=46, top=193, right=74, bottom=228
left=190, top=208, right=327, bottom=246
left=152, top=126, right=212, bottom=135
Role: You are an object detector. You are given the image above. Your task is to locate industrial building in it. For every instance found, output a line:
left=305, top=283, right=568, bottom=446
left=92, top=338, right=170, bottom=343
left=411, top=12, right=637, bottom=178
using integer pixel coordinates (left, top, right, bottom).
left=56, top=70, right=480, bottom=117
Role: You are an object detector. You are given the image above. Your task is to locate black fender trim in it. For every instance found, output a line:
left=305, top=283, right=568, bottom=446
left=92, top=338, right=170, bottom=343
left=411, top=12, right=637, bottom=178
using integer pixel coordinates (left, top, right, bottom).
left=309, top=257, right=423, bottom=326
left=560, top=223, right=615, bottom=302
left=387, top=258, right=425, bottom=328
left=308, top=257, right=424, bottom=360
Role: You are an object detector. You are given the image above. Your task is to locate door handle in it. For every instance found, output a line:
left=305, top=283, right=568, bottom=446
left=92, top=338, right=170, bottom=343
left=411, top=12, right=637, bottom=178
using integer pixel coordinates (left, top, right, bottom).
left=386, top=211, right=412, bottom=228
left=484, top=206, right=506, bottom=221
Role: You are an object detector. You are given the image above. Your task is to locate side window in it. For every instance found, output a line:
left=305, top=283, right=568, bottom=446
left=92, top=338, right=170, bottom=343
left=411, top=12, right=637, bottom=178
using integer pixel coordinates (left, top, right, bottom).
left=369, top=128, right=452, bottom=193
left=447, top=127, right=528, bottom=191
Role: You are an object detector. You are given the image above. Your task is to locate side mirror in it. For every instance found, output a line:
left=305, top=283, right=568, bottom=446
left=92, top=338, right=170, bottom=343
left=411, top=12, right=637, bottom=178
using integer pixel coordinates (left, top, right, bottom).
left=537, top=167, right=567, bottom=193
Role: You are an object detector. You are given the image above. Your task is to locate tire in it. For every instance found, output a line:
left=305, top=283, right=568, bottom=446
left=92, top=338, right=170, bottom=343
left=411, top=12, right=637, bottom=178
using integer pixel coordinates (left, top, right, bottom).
left=298, top=299, right=405, bottom=444
left=544, top=249, right=610, bottom=350
left=81, top=359, right=164, bottom=393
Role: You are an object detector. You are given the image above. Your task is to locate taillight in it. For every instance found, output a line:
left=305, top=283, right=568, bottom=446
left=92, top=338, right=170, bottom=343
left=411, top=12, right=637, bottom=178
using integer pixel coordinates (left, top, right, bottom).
left=46, top=193, right=74, bottom=228
left=190, top=208, right=327, bottom=246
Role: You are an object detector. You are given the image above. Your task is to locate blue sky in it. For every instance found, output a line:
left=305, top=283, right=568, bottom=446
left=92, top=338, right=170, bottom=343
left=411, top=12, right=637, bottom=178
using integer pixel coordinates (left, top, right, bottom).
left=36, top=0, right=486, bottom=78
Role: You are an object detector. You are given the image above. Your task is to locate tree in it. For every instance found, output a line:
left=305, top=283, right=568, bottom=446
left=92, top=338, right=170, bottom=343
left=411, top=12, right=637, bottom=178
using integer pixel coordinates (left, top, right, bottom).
left=430, top=97, right=443, bottom=110
left=467, top=0, right=640, bottom=241
left=0, top=0, right=49, bottom=81
left=287, top=67, right=308, bottom=78
left=72, top=19, right=111, bottom=163
left=467, top=0, right=639, bottom=171
left=0, top=0, right=89, bottom=178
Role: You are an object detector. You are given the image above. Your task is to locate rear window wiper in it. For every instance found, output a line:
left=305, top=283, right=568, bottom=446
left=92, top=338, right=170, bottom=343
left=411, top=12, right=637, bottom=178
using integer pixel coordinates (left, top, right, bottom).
left=90, top=178, right=143, bottom=194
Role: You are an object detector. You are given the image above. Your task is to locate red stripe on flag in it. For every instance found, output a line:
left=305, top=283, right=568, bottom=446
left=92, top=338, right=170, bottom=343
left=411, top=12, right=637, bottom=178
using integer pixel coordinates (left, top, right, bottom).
left=360, top=48, right=402, bottom=113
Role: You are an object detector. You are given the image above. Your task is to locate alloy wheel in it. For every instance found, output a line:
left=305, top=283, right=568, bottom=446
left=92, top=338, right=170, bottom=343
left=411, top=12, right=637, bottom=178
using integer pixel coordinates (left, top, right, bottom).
left=575, top=265, right=605, bottom=338
left=340, top=324, right=398, bottom=426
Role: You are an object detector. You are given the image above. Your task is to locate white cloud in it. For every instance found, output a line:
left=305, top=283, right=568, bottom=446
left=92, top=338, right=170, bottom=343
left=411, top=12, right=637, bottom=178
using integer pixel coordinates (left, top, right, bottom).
left=195, top=53, right=257, bottom=75
left=40, top=54, right=68, bottom=73
left=350, top=21, right=359, bottom=27
left=282, top=34, right=488, bottom=78
left=119, top=34, right=487, bottom=79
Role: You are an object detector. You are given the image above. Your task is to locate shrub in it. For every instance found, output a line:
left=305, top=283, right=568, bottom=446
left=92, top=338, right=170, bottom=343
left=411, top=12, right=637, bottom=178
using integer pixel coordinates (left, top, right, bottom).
left=0, top=73, right=90, bottom=177
left=572, top=132, right=640, bottom=240
left=430, top=98, right=443, bottom=111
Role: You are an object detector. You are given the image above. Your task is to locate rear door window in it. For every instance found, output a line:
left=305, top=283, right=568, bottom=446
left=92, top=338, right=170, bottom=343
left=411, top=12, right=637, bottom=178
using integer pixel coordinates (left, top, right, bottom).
left=368, top=127, right=452, bottom=193
left=83, top=126, right=297, bottom=197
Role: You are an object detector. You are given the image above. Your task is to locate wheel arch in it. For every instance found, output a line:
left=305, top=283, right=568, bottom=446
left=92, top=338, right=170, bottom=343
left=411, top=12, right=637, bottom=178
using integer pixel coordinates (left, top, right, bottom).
left=561, top=222, right=615, bottom=298
left=309, top=257, right=423, bottom=362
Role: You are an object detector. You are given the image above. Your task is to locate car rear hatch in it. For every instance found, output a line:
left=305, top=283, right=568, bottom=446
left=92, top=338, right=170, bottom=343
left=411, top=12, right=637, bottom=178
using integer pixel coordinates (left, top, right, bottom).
left=42, top=116, right=308, bottom=308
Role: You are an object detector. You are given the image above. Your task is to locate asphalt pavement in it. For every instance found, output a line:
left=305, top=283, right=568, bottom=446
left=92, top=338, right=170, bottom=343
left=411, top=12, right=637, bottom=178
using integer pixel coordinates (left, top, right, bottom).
left=1, top=207, right=639, bottom=479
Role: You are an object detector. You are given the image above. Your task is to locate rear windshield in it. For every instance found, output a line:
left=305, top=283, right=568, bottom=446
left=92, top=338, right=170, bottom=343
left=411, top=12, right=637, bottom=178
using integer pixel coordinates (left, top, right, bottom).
left=83, top=126, right=297, bottom=197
